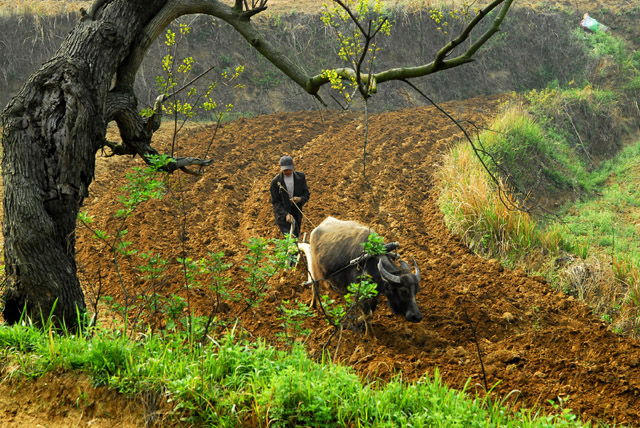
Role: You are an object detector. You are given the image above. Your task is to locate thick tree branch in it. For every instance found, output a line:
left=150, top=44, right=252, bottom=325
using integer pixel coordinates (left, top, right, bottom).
left=117, top=0, right=512, bottom=112
left=116, top=0, right=309, bottom=94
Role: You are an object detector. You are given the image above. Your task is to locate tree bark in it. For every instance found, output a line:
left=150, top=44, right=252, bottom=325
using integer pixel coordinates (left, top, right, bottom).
left=1, top=0, right=167, bottom=327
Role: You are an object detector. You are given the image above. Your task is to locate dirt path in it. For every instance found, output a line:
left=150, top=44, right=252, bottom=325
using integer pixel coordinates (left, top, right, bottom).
left=68, top=94, right=640, bottom=427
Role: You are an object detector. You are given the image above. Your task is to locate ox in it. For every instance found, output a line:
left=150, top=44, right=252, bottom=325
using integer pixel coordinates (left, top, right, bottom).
left=298, top=217, right=422, bottom=332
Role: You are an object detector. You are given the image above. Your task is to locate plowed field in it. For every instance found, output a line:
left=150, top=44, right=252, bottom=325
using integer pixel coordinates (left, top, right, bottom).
left=69, top=94, right=640, bottom=427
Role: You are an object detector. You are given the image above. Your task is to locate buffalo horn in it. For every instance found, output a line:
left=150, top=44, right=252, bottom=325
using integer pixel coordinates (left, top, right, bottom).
left=398, top=259, right=421, bottom=283
left=378, top=257, right=401, bottom=284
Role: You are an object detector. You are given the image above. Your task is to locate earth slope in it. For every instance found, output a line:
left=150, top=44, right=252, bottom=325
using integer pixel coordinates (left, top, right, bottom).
left=69, top=94, right=640, bottom=427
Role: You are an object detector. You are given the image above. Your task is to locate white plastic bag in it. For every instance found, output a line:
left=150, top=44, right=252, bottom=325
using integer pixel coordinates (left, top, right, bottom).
left=580, top=13, right=608, bottom=33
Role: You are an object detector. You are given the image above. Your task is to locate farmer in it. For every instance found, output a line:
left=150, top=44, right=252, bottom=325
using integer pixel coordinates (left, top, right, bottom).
left=270, top=155, right=310, bottom=238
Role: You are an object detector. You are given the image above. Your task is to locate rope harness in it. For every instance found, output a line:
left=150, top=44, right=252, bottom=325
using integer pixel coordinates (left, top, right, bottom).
left=302, top=241, right=400, bottom=286
left=276, top=179, right=402, bottom=285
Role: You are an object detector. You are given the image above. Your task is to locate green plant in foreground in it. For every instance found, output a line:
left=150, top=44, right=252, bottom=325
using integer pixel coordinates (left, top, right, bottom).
left=276, top=299, right=313, bottom=347
left=198, top=251, right=237, bottom=332
left=79, top=154, right=172, bottom=336
left=241, top=236, right=296, bottom=310
left=344, top=275, right=378, bottom=307
left=135, top=251, right=169, bottom=333
left=361, top=230, right=386, bottom=255
left=319, top=233, right=382, bottom=332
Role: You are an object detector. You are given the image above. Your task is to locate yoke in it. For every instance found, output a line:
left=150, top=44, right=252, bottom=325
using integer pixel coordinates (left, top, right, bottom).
left=303, top=241, right=400, bottom=286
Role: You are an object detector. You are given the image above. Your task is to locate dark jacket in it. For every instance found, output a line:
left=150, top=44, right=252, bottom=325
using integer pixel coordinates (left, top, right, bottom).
left=270, top=171, right=310, bottom=237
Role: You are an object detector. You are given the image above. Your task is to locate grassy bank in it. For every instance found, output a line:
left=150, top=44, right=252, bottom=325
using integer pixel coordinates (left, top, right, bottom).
left=437, top=30, right=640, bottom=337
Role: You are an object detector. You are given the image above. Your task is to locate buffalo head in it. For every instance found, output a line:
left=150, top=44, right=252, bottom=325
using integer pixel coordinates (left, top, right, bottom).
left=378, top=257, right=422, bottom=322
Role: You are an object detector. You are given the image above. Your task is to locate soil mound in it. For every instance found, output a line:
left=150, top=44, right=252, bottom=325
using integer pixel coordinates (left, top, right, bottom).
left=75, top=94, right=640, bottom=426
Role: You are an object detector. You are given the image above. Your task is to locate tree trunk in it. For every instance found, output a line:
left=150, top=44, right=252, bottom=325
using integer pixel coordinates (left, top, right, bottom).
left=1, top=0, right=166, bottom=327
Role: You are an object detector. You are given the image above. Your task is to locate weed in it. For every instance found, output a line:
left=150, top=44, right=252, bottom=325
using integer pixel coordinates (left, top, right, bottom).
left=276, top=299, right=313, bottom=348
left=240, top=236, right=296, bottom=312
left=257, top=353, right=361, bottom=427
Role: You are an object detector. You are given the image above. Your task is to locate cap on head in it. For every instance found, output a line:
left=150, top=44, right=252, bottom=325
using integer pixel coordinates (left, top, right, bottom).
left=279, top=155, right=294, bottom=171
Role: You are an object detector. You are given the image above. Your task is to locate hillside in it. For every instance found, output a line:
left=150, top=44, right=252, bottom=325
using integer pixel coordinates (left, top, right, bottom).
left=2, top=1, right=640, bottom=427
left=2, top=0, right=639, bottom=116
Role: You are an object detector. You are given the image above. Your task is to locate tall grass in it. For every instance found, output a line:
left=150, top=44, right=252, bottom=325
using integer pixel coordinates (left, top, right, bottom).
left=478, top=105, right=584, bottom=193
left=437, top=110, right=575, bottom=266
left=0, top=319, right=592, bottom=427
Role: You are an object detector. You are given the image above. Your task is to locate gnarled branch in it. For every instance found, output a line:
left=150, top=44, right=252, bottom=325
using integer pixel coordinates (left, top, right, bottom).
left=106, top=91, right=215, bottom=171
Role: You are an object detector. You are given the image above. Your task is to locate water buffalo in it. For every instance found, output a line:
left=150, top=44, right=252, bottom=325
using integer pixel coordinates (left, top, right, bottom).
left=298, top=217, right=422, bottom=332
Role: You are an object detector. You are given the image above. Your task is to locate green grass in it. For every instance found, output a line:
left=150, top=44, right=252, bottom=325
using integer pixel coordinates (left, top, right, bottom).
left=0, top=320, right=593, bottom=427
left=478, top=102, right=588, bottom=195
left=562, top=141, right=640, bottom=260
left=559, top=141, right=640, bottom=322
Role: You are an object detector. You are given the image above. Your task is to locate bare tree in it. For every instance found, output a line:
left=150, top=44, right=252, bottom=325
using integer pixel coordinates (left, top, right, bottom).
left=1, top=0, right=513, bottom=328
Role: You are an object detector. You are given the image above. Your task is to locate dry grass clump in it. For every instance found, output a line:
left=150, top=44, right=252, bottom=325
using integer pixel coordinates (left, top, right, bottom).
left=0, top=0, right=90, bottom=16
left=562, top=257, right=619, bottom=312
left=561, top=256, right=640, bottom=337
left=611, top=256, right=640, bottom=336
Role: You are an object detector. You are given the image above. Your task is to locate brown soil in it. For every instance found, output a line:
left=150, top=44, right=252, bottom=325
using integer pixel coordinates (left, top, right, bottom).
left=0, top=371, right=153, bottom=428
left=60, top=93, right=640, bottom=427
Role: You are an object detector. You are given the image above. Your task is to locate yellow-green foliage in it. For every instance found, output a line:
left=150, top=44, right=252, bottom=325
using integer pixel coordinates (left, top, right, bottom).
left=320, top=0, right=392, bottom=101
